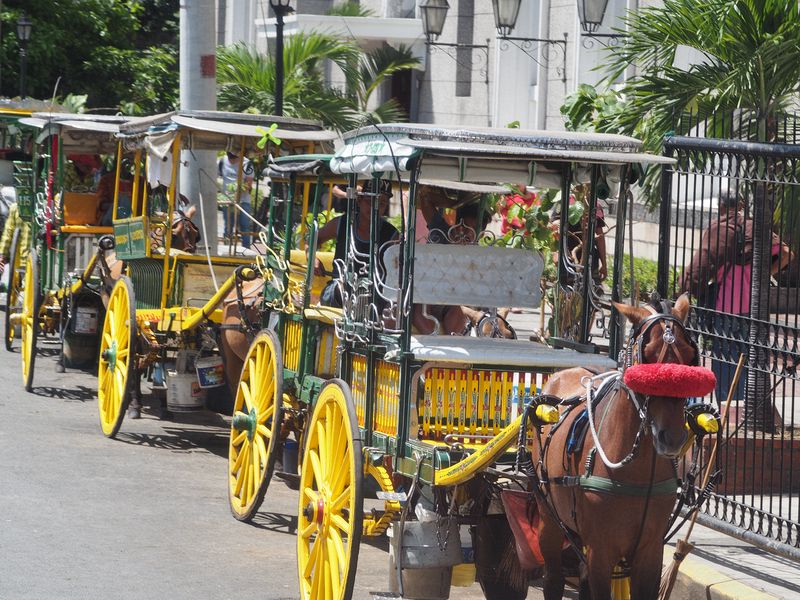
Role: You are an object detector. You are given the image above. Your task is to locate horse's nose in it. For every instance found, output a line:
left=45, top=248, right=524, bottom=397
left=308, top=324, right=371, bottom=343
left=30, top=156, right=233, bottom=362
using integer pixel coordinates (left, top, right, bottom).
left=655, top=428, right=688, bottom=457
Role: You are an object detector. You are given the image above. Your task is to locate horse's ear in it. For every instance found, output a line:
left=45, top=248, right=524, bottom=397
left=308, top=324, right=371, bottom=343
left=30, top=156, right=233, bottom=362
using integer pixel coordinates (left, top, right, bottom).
left=613, top=301, right=650, bottom=326
left=672, top=293, right=691, bottom=322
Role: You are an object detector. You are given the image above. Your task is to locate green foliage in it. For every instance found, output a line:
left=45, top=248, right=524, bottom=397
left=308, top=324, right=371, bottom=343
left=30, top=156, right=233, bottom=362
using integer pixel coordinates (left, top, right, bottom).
left=61, top=94, right=88, bottom=113
left=607, top=254, right=678, bottom=302
left=604, top=0, right=800, bottom=146
left=0, top=0, right=178, bottom=113
left=561, top=84, right=624, bottom=133
left=217, top=38, right=360, bottom=131
left=217, top=35, right=420, bottom=131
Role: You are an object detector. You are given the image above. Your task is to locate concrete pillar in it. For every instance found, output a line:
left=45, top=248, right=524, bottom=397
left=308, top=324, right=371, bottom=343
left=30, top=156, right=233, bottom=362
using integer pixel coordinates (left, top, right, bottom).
left=180, top=0, right=218, bottom=251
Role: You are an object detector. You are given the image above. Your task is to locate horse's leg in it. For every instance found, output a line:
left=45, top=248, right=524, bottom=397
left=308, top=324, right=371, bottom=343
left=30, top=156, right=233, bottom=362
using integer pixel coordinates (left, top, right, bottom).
left=127, top=365, right=143, bottom=419
left=538, top=509, right=566, bottom=600
left=628, top=539, right=663, bottom=600
left=585, top=547, right=614, bottom=600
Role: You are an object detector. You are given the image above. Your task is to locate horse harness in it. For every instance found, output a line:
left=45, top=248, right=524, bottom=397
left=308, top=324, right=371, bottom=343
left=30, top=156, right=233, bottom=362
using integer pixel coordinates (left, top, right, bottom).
left=524, top=301, right=700, bottom=527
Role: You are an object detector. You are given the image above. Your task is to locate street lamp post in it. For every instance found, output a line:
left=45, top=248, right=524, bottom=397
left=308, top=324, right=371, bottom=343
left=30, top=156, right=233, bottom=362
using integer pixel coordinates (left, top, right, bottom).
left=270, top=0, right=294, bottom=117
left=17, top=13, right=32, bottom=99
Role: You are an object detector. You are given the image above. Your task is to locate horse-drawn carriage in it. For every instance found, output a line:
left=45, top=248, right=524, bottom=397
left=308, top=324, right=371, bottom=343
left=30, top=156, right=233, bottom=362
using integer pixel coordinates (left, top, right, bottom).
left=94, top=110, right=336, bottom=437
left=9, top=112, right=137, bottom=391
left=0, top=102, right=38, bottom=353
left=222, top=124, right=722, bottom=600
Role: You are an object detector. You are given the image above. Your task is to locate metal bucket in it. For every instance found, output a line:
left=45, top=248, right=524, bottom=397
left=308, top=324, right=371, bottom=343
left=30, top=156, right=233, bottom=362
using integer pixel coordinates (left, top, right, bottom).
left=166, top=370, right=206, bottom=412
left=389, top=518, right=461, bottom=569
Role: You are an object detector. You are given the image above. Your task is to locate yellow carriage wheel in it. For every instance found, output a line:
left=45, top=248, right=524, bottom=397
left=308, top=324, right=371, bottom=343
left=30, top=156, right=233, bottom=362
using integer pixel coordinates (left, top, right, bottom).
left=20, top=248, right=39, bottom=392
left=297, top=380, right=363, bottom=600
left=4, top=229, right=22, bottom=352
left=97, top=277, right=136, bottom=439
left=228, top=329, right=284, bottom=522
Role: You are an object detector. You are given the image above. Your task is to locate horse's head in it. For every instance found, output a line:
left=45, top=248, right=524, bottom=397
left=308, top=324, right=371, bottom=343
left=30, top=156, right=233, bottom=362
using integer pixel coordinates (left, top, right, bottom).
left=614, top=294, right=697, bottom=458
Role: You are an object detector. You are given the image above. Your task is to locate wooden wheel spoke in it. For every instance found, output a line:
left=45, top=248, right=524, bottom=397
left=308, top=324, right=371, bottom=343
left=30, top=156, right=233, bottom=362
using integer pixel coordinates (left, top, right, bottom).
left=330, top=527, right=347, bottom=576
left=315, top=420, right=328, bottom=470
left=302, top=486, right=318, bottom=504
left=257, top=403, right=275, bottom=425
left=300, top=520, right=317, bottom=540
left=331, top=487, right=351, bottom=513
left=256, top=423, right=272, bottom=439
left=257, top=379, right=275, bottom=414
left=233, top=444, right=250, bottom=493
left=304, top=535, right=322, bottom=580
left=330, top=513, right=351, bottom=535
left=326, top=536, right=341, bottom=595
left=309, top=449, right=324, bottom=488
left=255, top=435, right=268, bottom=469
left=240, top=380, right=253, bottom=411
left=231, top=429, right=247, bottom=447
left=311, top=535, right=326, bottom=597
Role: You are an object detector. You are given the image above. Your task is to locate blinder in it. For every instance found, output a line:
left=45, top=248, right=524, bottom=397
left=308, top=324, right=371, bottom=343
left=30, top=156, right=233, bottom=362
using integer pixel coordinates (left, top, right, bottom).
left=624, top=303, right=700, bottom=369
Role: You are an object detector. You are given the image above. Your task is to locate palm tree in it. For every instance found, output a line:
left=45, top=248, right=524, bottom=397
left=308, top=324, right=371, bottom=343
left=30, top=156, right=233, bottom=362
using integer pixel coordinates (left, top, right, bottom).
left=217, top=35, right=360, bottom=131
left=217, top=34, right=420, bottom=131
left=605, top=0, right=800, bottom=430
left=606, top=0, right=800, bottom=147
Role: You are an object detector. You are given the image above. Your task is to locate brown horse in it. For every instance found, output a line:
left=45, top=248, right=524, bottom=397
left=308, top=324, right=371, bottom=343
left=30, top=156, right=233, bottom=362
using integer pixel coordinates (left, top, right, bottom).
left=219, top=275, right=264, bottom=396
left=533, top=294, right=695, bottom=600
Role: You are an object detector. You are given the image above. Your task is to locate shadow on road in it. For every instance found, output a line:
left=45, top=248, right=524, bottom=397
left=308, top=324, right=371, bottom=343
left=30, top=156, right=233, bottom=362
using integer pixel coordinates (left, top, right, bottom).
left=249, top=511, right=298, bottom=535
left=32, top=385, right=96, bottom=402
left=116, top=427, right=230, bottom=458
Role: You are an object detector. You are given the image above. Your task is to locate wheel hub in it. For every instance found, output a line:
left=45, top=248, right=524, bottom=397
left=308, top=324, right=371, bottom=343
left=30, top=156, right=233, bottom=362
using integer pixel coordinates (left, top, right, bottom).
left=303, top=497, right=327, bottom=529
left=102, top=340, right=117, bottom=371
left=231, top=407, right=257, bottom=440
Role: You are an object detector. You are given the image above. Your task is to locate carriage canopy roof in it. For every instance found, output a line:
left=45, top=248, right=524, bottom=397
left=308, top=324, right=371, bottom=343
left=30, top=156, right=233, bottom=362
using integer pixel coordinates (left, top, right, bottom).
left=118, top=110, right=337, bottom=155
left=19, top=112, right=139, bottom=153
left=330, top=123, right=675, bottom=188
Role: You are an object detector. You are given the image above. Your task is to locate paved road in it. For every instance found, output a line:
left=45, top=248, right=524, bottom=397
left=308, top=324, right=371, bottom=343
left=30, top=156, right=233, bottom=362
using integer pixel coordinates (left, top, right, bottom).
left=0, top=333, right=562, bottom=599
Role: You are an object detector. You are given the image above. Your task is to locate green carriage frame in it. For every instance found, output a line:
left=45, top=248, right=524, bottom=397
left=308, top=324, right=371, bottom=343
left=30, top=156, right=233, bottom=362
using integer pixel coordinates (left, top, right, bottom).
left=225, top=124, right=675, bottom=600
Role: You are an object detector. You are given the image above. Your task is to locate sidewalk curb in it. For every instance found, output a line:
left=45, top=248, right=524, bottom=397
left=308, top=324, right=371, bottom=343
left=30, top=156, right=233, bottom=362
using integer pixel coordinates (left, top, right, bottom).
left=663, top=553, right=780, bottom=600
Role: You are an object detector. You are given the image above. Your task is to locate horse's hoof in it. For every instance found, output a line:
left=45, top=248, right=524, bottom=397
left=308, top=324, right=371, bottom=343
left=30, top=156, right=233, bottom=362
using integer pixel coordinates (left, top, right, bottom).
left=55, top=361, right=65, bottom=374
left=127, top=406, right=142, bottom=419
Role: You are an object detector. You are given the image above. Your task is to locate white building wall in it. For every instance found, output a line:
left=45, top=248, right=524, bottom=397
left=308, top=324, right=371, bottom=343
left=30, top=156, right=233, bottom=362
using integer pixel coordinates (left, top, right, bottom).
left=227, top=0, right=640, bottom=131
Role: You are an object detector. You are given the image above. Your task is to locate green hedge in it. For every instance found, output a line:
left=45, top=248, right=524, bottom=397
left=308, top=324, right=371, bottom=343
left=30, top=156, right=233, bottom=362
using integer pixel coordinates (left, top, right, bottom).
left=608, top=254, right=679, bottom=302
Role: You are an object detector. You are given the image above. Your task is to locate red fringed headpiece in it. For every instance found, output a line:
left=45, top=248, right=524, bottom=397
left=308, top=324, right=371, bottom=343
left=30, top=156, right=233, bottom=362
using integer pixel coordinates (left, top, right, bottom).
left=623, top=363, right=716, bottom=398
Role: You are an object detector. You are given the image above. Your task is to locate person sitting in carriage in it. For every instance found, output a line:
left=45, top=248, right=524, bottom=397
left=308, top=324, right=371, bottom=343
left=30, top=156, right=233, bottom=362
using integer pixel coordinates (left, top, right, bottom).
left=313, top=179, right=399, bottom=309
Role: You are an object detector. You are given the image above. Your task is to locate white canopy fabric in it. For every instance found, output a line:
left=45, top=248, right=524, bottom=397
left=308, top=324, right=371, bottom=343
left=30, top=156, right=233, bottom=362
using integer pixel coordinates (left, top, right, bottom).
left=408, top=335, right=618, bottom=369
left=329, top=132, right=417, bottom=175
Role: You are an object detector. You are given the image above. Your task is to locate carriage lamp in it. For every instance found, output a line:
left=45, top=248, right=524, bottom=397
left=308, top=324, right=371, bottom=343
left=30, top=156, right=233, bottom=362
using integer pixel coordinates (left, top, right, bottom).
left=17, top=13, right=33, bottom=99
left=492, top=0, right=522, bottom=37
left=419, top=0, right=450, bottom=43
left=577, top=0, right=610, bottom=33
left=269, top=0, right=294, bottom=116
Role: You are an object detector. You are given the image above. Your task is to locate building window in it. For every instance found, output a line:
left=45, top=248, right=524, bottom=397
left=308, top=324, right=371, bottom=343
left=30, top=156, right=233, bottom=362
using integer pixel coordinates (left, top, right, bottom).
left=455, top=0, right=475, bottom=97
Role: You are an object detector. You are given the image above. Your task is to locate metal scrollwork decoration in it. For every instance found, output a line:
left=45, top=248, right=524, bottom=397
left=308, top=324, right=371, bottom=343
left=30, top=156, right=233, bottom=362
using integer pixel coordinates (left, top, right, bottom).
left=580, top=33, right=626, bottom=50
left=498, top=34, right=568, bottom=83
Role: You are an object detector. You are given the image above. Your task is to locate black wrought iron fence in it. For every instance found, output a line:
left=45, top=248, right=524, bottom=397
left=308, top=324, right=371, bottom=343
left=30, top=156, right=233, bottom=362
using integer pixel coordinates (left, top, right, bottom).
left=660, top=112, right=800, bottom=561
